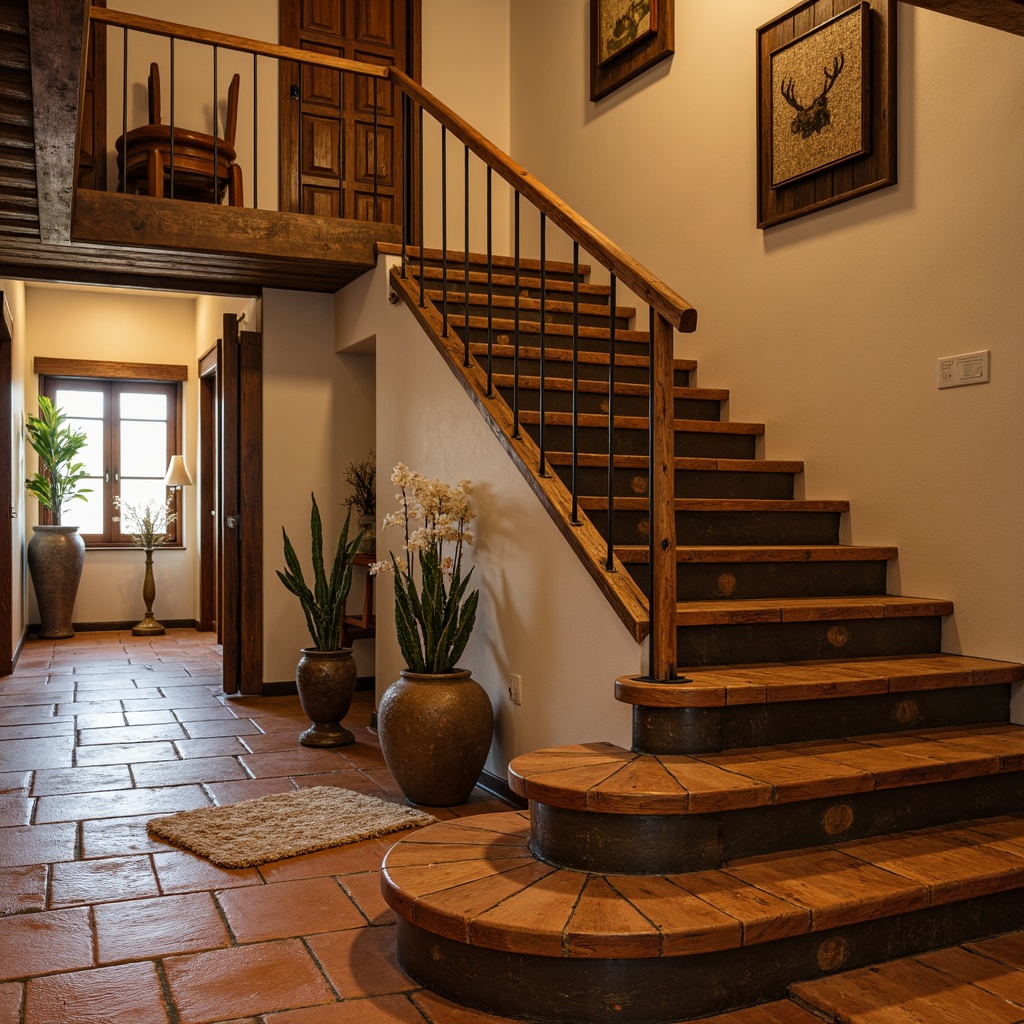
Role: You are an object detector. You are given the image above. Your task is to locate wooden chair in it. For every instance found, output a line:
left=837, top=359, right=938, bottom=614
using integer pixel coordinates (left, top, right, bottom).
left=115, top=62, right=243, bottom=206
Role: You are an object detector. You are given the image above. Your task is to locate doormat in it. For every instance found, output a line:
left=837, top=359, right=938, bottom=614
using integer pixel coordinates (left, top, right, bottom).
left=147, top=786, right=436, bottom=868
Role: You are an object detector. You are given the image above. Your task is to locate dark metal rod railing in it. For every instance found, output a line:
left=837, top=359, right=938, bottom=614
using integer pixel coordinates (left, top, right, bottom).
left=463, top=145, right=470, bottom=367
left=486, top=165, right=493, bottom=397
left=339, top=70, right=345, bottom=215
left=212, top=45, right=218, bottom=204
left=571, top=241, right=581, bottom=525
left=418, top=104, right=425, bottom=305
left=606, top=274, right=617, bottom=572
left=647, top=304, right=657, bottom=679
left=401, top=91, right=408, bottom=277
left=252, top=52, right=258, bottom=209
left=538, top=211, right=547, bottom=475
left=121, top=29, right=127, bottom=193
left=441, top=124, right=448, bottom=337
left=296, top=61, right=303, bottom=213
left=512, top=190, right=521, bottom=440
left=372, top=77, right=379, bottom=221
left=169, top=37, right=175, bottom=198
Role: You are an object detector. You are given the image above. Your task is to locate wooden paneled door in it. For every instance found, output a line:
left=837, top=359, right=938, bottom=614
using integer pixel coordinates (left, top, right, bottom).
left=279, top=0, right=421, bottom=224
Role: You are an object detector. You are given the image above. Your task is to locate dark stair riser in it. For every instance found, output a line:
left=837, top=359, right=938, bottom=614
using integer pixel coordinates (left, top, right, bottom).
left=441, top=298, right=632, bottom=332
left=484, top=352, right=691, bottom=388
left=523, top=423, right=756, bottom=460
left=530, top=769, right=1024, bottom=875
left=676, top=615, right=943, bottom=668
left=499, top=384, right=721, bottom=421
left=465, top=325, right=650, bottom=360
left=592, top=509, right=840, bottom=547
left=626, top=558, right=887, bottom=602
left=553, top=463, right=796, bottom=501
left=395, top=889, right=1024, bottom=1024
left=633, top=679, right=1006, bottom=757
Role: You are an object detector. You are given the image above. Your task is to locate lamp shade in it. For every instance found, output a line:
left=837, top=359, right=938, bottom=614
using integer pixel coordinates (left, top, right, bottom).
left=163, top=455, right=193, bottom=488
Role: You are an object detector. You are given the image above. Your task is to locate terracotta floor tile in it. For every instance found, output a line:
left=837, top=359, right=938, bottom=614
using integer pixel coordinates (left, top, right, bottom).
left=266, top=993, right=426, bottom=1023
left=75, top=741, right=179, bottom=766
left=0, top=736, right=74, bottom=771
left=410, top=990, right=520, bottom=1024
left=218, top=876, right=365, bottom=942
left=0, top=984, right=22, bottom=1024
left=78, top=723, right=189, bottom=745
left=0, top=772, right=30, bottom=793
left=50, top=855, right=160, bottom=907
left=24, top=961, right=170, bottom=1024
left=125, top=709, right=179, bottom=725
left=0, top=720, right=74, bottom=741
left=95, top=892, right=231, bottom=963
left=173, top=706, right=239, bottom=722
left=239, top=731, right=312, bottom=753
left=152, top=850, right=263, bottom=894
left=36, top=784, right=210, bottom=823
left=131, top=756, right=250, bottom=788
left=56, top=700, right=124, bottom=716
left=163, top=938, right=336, bottom=1024
left=82, top=814, right=176, bottom=858
left=174, top=737, right=251, bottom=759
left=307, top=924, right=416, bottom=997
left=291, top=770, right=385, bottom=796
left=184, top=719, right=263, bottom=738
left=32, top=764, right=133, bottom=796
left=74, top=711, right=129, bottom=729
left=0, top=823, right=78, bottom=866
left=0, top=905, right=94, bottom=980
left=0, top=864, right=47, bottom=915
left=257, top=838, right=394, bottom=883
left=339, top=870, right=396, bottom=924
left=205, top=778, right=296, bottom=806
left=239, top=749, right=353, bottom=778
left=0, top=794, right=32, bottom=827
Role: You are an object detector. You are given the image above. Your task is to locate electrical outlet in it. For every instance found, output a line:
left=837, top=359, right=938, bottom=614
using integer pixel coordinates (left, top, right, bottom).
left=507, top=673, right=522, bottom=706
left=938, top=349, right=990, bottom=389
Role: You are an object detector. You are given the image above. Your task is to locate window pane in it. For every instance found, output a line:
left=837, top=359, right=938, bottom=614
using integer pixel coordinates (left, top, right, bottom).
left=54, top=389, right=104, bottom=419
left=70, top=480, right=106, bottom=535
left=120, top=393, right=167, bottom=420
left=117, top=480, right=170, bottom=540
left=65, top=418, right=105, bottom=477
left=120, top=421, right=168, bottom=477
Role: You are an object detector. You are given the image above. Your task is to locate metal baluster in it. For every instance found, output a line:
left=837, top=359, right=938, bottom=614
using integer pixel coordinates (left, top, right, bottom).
left=486, top=165, right=493, bottom=397
left=512, top=191, right=521, bottom=439
left=606, top=274, right=617, bottom=571
left=571, top=242, right=581, bottom=525
left=441, top=125, right=448, bottom=337
left=372, top=76, right=379, bottom=221
left=121, top=29, right=127, bottom=193
left=339, top=70, right=345, bottom=216
left=401, top=92, right=408, bottom=277
left=418, top=105, right=425, bottom=305
left=212, top=46, right=218, bottom=204
left=169, top=38, right=175, bottom=198
left=539, top=212, right=547, bottom=475
left=463, top=144, right=470, bottom=366
left=647, top=304, right=656, bottom=678
left=252, top=53, right=258, bottom=209
left=297, top=61, right=303, bottom=211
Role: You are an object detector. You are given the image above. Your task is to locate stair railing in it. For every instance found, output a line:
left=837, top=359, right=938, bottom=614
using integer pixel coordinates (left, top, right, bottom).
left=388, top=70, right=697, bottom=682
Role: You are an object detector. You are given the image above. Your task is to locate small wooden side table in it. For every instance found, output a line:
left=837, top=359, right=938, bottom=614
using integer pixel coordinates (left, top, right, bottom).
left=341, top=552, right=376, bottom=647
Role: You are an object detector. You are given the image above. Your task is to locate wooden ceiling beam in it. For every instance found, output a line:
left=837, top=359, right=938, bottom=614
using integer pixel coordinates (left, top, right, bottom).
left=25, top=0, right=89, bottom=244
left=899, top=0, right=1024, bottom=36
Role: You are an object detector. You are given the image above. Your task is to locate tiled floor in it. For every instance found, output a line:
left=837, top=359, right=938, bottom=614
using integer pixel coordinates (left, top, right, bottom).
left=0, top=630, right=516, bottom=1024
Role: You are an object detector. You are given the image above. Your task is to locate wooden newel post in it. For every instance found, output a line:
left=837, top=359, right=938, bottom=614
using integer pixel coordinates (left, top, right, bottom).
left=650, top=312, right=678, bottom=681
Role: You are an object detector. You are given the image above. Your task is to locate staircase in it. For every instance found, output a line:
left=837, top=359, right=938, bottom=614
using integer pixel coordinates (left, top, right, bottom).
left=380, top=247, right=1024, bottom=1023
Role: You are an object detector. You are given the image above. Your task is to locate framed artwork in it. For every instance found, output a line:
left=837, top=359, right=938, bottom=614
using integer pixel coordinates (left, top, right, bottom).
left=591, top=0, right=674, bottom=102
left=756, top=0, right=897, bottom=228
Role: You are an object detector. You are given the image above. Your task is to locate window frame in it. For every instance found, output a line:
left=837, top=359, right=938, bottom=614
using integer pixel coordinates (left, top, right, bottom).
left=35, top=358, right=188, bottom=549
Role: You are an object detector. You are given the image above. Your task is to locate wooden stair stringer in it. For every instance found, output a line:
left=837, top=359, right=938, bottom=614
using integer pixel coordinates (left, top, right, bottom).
left=389, top=263, right=651, bottom=642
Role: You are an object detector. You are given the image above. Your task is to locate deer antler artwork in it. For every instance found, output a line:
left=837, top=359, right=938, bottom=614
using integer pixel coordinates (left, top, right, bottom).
left=780, top=52, right=845, bottom=139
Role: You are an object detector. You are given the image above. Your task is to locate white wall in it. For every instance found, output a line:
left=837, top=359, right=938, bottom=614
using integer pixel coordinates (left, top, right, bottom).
left=3, top=280, right=27, bottom=647
left=261, top=289, right=377, bottom=683
left=22, top=285, right=200, bottom=626
left=507, top=2, right=1024, bottom=676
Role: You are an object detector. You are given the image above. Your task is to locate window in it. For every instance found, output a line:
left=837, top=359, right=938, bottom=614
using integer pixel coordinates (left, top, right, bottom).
left=38, top=365, right=185, bottom=547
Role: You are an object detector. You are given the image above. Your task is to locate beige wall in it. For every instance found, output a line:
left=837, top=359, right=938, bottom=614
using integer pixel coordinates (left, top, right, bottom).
left=507, top=2, right=1024, bottom=679
left=3, top=280, right=27, bottom=647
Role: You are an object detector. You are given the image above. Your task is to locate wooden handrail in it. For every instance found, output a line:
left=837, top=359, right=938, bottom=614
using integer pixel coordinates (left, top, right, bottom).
left=90, top=8, right=388, bottom=79
left=388, top=68, right=697, bottom=335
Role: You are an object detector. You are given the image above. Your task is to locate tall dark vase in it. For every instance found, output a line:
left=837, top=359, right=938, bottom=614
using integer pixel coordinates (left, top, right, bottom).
left=295, top=647, right=358, bottom=748
left=27, top=525, right=85, bottom=639
left=377, top=669, right=494, bottom=806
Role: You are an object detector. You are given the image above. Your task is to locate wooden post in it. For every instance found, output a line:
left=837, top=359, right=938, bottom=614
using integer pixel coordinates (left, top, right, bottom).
left=650, top=312, right=677, bottom=681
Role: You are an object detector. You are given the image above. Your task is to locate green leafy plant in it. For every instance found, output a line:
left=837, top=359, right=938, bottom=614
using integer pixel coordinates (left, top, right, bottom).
left=343, top=449, right=376, bottom=518
left=277, top=494, right=364, bottom=651
left=371, top=464, right=478, bottom=674
left=25, top=396, right=92, bottom=526
left=114, top=496, right=177, bottom=550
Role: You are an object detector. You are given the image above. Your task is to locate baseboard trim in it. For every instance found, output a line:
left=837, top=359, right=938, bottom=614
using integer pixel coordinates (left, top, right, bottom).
left=12, top=626, right=27, bottom=668
left=27, top=619, right=201, bottom=636
left=259, top=680, right=297, bottom=697
left=476, top=769, right=527, bottom=810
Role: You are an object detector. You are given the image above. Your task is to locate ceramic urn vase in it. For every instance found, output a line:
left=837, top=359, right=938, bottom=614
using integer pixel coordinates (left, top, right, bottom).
left=295, top=647, right=357, bottom=748
left=27, top=525, right=86, bottom=639
left=377, top=669, right=494, bottom=806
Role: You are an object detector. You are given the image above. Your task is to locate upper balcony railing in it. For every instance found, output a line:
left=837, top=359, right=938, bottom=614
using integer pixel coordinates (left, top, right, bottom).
left=84, top=8, right=696, bottom=681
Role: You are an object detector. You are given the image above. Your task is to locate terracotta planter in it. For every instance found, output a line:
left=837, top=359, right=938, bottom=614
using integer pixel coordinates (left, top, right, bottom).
left=27, top=525, right=85, bottom=639
left=377, top=669, right=494, bottom=806
left=295, top=647, right=357, bottom=748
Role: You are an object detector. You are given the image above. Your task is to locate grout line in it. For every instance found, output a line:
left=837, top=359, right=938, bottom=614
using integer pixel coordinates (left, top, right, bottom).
left=153, top=959, right=183, bottom=1024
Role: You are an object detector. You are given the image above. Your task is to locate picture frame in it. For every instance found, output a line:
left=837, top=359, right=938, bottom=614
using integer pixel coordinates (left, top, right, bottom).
left=591, top=0, right=674, bottom=102
left=756, top=0, right=897, bottom=229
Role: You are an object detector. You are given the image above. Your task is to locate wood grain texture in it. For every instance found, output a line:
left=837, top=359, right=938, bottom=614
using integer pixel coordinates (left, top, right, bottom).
left=899, top=0, right=1024, bottom=35
left=33, top=356, right=188, bottom=381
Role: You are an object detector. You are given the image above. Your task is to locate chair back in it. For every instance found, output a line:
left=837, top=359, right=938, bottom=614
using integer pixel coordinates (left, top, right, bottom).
left=144, top=61, right=239, bottom=145
left=147, top=62, right=161, bottom=125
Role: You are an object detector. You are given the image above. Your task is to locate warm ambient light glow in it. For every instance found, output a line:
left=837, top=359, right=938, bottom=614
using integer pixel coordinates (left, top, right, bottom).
left=163, top=455, right=193, bottom=489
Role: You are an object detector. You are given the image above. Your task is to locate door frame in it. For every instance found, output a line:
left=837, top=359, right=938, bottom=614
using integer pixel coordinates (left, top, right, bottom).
left=198, top=343, right=219, bottom=636
left=0, top=292, right=13, bottom=675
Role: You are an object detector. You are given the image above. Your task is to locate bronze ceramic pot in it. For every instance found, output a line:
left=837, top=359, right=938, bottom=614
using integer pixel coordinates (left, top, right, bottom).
left=377, top=669, right=494, bottom=806
left=27, top=525, right=85, bottom=639
left=295, top=647, right=357, bottom=747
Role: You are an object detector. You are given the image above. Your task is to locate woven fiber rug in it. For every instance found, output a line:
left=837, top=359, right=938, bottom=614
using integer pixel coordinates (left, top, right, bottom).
left=147, top=786, right=436, bottom=868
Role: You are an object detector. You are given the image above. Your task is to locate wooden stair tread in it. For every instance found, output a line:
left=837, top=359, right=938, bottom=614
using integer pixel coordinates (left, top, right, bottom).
left=581, top=497, right=843, bottom=510
left=674, top=595, right=952, bottom=626
left=615, top=654, right=1024, bottom=708
left=425, top=288, right=636, bottom=320
left=692, top=1005, right=821, bottom=1024
left=508, top=724, right=1024, bottom=815
left=616, top=545, right=899, bottom=564
left=381, top=810, right=1024, bottom=959
left=790, top=930, right=1024, bottom=1022
left=492, top=375, right=729, bottom=401
left=406, top=264, right=613, bottom=297
left=378, top=241, right=591, bottom=278
left=469, top=340, right=697, bottom=372
left=526, top=414, right=764, bottom=435
left=546, top=454, right=804, bottom=473
left=460, top=313, right=650, bottom=343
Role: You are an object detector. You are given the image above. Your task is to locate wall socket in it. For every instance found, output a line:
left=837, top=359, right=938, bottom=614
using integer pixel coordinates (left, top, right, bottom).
left=938, top=349, right=990, bottom=389
left=507, top=673, right=522, bottom=706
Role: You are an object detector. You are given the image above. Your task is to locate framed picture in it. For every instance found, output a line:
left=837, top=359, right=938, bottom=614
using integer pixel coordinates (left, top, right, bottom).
left=591, top=0, right=674, bottom=102
left=770, top=3, right=869, bottom=187
left=756, top=0, right=896, bottom=228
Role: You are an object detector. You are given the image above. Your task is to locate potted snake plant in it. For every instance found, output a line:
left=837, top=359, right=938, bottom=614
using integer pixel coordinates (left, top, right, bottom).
left=277, top=494, right=364, bottom=747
